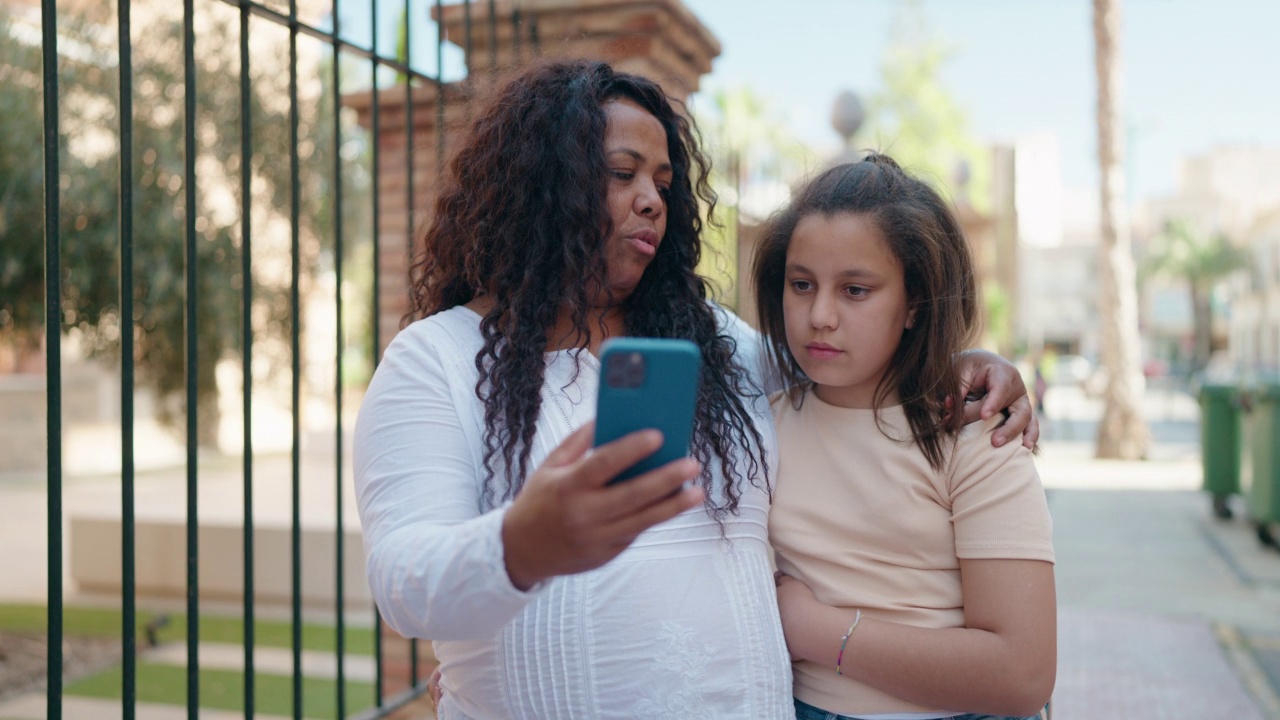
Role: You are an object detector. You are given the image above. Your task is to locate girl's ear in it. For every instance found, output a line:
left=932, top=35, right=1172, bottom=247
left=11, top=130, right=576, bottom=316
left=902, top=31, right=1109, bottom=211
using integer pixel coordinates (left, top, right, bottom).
left=905, top=304, right=917, bottom=330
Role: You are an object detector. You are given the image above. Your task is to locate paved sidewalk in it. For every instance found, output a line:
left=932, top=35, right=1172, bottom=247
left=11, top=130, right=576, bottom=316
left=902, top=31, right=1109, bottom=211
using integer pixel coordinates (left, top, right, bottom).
left=3, top=386, right=1279, bottom=719
left=1055, top=609, right=1267, bottom=719
left=1037, top=385, right=1280, bottom=720
left=0, top=696, right=291, bottom=720
left=0, top=643, right=377, bottom=720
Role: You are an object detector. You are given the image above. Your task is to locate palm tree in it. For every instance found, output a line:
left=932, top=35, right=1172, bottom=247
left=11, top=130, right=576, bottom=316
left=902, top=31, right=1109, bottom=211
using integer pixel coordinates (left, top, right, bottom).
left=1143, top=220, right=1251, bottom=372
left=1092, top=0, right=1148, bottom=459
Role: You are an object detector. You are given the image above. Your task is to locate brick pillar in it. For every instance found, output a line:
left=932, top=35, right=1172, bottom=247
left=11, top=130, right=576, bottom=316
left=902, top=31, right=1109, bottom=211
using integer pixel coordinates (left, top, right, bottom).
left=345, top=0, right=719, bottom=357
left=436, top=0, right=720, bottom=103
left=341, top=0, right=720, bottom=698
left=343, top=82, right=472, bottom=355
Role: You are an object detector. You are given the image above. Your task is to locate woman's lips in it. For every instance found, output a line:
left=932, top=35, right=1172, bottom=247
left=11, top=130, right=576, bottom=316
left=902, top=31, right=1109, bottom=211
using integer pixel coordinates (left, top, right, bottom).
left=626, top=229, right=659, bottom=256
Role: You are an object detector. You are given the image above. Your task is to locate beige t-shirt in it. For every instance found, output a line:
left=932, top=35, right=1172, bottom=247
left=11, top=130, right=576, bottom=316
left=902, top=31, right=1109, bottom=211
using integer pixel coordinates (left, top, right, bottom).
left=769, top=390, right=1055, bottom=717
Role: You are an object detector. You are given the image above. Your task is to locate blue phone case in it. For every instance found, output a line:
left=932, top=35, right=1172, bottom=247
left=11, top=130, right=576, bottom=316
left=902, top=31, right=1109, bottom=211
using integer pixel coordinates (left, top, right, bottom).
left=594, top=337, right=701, bottom=484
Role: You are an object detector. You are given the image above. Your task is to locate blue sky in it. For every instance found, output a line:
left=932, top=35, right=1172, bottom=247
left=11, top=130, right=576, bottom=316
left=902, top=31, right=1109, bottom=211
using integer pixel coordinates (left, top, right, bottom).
left=681, top=0, right=1280, bottom=203
left=354, top=0, right=1280, bottom=204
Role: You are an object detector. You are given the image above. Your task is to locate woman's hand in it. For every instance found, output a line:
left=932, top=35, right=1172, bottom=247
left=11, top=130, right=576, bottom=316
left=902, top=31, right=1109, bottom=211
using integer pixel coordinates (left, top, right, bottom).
left=427, top=666, right=443, bottom=713
left=501, top=422, right=704, bottom=590
left=955, top=349, right=1039, bottom=450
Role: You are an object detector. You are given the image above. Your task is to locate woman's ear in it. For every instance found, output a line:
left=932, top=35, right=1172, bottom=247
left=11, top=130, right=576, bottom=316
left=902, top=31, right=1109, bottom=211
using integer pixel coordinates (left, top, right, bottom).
left=905, top=305, right=917, bottom=330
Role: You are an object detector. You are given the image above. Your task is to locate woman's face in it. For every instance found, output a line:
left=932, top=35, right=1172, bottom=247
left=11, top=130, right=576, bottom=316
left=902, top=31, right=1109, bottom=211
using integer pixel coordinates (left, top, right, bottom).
left=599, top=97, right=672, bottom=303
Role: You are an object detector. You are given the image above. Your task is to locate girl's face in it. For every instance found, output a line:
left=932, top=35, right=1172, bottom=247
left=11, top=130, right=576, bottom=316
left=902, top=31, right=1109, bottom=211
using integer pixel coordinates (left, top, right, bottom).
left=783, top=212, right=915, bottom=409
left=599, top=97, right=672, bottom=303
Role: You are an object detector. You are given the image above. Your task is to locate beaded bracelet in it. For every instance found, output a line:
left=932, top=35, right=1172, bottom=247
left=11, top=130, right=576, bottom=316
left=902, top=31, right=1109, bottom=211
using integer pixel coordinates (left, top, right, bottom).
left=835, top=609, right=862, bottom=676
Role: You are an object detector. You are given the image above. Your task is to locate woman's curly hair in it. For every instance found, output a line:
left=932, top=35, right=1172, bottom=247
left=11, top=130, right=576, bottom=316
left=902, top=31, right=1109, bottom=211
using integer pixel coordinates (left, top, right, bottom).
left=408, top=59, right=768, bottom=515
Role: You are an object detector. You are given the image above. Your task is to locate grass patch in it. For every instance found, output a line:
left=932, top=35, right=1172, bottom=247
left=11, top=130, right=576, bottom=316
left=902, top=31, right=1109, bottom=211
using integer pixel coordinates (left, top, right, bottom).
left=0, top=604, right=374, bottom=656
left=65, top=662, right=376, bottom=720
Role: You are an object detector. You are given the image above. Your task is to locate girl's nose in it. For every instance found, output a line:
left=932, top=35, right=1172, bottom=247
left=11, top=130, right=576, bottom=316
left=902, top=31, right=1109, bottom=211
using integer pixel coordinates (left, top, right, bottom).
left=810, top=292, right=837, bottom=329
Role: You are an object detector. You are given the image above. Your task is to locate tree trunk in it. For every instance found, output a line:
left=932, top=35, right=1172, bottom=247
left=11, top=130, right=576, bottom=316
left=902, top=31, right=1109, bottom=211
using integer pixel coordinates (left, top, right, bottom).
left=1190, top=283, right=1214, bottom=372
left=1092, top=0, right=1148, bottom=459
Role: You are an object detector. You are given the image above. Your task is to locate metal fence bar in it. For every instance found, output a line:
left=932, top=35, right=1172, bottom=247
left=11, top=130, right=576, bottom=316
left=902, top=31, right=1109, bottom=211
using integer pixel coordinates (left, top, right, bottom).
left=238, top=1, right=257, bottom=717
left=287, top=0, right=304, bottom=716
left=35, top=0, right=497, bottom=715
left=463, top=0, right=471, bottom=80
left=117, top=0, right=137, bottom=717
left=332, top=1, right=348, bottom=716
left=511, top=6, right=520, bottom=63
left=235, top=0, right=438, bottom=84
left=41, top=0, right=63, bottom=716
left=488, top=0, right=496, bottom=70
left=403, top=0, right=420, bottom=685
left=369, top=0, right=386, bottom=707
left=182, top=0, right=201, bottom=715
left=435, top=0, right=444, bottom=179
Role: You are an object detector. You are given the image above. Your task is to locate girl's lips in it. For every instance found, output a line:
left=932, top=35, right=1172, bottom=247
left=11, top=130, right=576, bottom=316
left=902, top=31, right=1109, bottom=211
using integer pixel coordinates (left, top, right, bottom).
left=806, top=343, right=842, bottom=359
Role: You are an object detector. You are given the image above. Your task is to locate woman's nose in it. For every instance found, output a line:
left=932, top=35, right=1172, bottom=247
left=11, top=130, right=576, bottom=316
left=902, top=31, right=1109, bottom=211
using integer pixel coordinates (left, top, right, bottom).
left=635, top=182, right=662, bottom=216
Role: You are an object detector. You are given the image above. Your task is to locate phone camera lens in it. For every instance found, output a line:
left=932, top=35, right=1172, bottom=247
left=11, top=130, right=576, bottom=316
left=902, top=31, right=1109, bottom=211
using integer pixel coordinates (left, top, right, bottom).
left=606, top=352, right=646, bottom=388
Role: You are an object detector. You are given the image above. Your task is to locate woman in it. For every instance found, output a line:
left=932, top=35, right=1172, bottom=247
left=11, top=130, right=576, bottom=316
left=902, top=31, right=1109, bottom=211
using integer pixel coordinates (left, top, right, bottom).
left=353, top=59, right=1036, bottom=719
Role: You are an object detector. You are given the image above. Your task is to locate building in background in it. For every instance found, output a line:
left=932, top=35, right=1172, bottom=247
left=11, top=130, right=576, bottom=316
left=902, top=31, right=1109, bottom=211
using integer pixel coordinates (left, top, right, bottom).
left=1229, top=208, right=1280, bottom=377
left=1137, top=145, right=1280, bottom=378
left=1011, top=133, right=1100, bottom=364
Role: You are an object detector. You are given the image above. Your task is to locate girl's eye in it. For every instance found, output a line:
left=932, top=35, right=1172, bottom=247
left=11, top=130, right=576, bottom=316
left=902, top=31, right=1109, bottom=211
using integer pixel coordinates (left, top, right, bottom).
left=658, top=185, right=671, bottom=199
left=610, top=170, right=634, bottom=181
left=789, top=280, right=813, bottom=293
left=844, top=286, right=870, bottom=298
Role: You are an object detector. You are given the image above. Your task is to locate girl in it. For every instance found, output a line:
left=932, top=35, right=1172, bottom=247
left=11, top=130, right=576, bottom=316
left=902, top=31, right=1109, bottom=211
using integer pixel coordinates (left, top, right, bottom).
left=754, top=155, right=1055, bottom=720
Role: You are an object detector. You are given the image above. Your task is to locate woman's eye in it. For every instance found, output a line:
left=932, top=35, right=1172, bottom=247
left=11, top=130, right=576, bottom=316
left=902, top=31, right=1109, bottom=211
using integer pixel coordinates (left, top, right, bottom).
left=844, top=286, right=869, bottom=298
left=789, top=280, right=813, bottom=292
left=610, top=170, right=634, bottom=181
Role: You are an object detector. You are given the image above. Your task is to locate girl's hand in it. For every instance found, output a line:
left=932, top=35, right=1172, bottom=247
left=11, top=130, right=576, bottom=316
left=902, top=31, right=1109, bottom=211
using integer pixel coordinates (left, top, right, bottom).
left=955, top=349, right=1039, bottom=450
left=501, top=423, right=704, bottom=590
left=774, top=571, right=819, bottom=661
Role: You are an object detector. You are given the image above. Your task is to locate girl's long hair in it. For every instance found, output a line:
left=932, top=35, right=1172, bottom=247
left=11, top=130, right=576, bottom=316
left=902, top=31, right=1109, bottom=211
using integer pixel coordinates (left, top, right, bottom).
left=751, top=154, right=979, bottom=470
left=408, top=59, right=767, bottom=512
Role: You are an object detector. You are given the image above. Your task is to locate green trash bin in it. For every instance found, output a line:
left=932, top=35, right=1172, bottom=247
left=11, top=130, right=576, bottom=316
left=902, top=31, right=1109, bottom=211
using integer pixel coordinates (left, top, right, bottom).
left=1199, top=384, right=1244, bottom=519
left=1247, top=383, right=1280, bottom=547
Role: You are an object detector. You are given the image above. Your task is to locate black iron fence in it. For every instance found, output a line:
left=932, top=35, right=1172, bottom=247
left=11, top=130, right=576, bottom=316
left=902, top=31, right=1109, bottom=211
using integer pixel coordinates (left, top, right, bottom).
left=27, top=0, right=529, bottom=717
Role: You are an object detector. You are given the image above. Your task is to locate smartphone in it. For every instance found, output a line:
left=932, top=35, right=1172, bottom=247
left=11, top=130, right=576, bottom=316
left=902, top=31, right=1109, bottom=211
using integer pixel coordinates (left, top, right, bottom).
left=594, top=337, right=701, bottom=484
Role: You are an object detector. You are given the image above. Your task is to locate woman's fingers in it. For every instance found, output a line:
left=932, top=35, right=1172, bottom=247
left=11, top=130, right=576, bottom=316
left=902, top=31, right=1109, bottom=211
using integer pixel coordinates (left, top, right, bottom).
left=956, top=349, right=1028, bottom=419
left=543, top=421, right=598, bottom=467
left=996, top=395, right=1040, bottom=449
left=978, top=362, right=1024, bottom=420
left=604, top=480, right=704, bottom=541
left=591, top=456, right=701, bottom=524
left=569, top=428, right=664, bottom=490
left=502, top=430, right=701, bottom=587
left=954, top=351, right=1041, bottom=449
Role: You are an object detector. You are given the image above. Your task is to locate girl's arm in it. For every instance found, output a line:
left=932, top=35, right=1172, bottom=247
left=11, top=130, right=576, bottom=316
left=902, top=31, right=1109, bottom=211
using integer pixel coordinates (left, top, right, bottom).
left=777, top=559, right=1056, bottom=718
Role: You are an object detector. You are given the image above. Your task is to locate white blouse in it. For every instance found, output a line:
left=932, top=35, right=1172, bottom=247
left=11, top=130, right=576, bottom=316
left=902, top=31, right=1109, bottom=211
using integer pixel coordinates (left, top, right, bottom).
left=353, top=305, right=792, bottom=719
